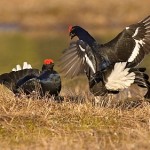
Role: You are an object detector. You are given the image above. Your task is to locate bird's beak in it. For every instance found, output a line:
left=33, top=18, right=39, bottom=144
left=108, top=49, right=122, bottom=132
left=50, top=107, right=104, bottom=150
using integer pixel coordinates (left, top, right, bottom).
left=69, top=32, right=75, bottom=39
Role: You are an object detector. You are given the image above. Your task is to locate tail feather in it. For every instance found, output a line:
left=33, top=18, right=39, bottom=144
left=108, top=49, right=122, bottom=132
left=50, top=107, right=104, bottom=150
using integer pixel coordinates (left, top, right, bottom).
left=9, top=69, right=40, bottom=84
left=27, top=64, right=32, bottom=69
left=0, top=69, right=40, bottom=93
left=0, top=73, right=12, bottom=89
left=12, top=62, right=32, bottom=72
left=143, top=80, right=150, bottom=99
left=23, top=62, right=28, bottom=69
left=130, top=67, right=150, bottom=99
left=16, top=65, right=22, bottom=71
left=138, top=68, right=146, bottom=72
left=105, top=62, right=135, bottom=91
left=12, top=68, right=17, bottom=71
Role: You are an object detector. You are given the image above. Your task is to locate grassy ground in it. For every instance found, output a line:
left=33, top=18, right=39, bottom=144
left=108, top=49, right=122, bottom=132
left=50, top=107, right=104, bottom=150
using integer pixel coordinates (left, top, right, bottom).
left=0, top=1, right=150, bottom=149
left=1, top=83, right=150, bottom=150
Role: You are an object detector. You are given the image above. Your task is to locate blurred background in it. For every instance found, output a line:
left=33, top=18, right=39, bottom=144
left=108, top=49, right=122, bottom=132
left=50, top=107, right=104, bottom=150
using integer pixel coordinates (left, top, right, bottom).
left=0, top=0, right=150, bottom=74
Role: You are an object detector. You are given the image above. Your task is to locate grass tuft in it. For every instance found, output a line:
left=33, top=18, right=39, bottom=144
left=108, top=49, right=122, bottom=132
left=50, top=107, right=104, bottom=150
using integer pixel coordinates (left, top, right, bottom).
left=1, top=84, right=150, bottom=149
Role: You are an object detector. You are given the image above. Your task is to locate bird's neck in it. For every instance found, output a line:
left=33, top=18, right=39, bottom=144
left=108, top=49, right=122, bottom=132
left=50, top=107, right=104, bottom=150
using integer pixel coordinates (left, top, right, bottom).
left=42, top=65, right=54, bottom=72
left=78, top=32, right=96, bottom=48
left=42, top=69, right=53, bottom=73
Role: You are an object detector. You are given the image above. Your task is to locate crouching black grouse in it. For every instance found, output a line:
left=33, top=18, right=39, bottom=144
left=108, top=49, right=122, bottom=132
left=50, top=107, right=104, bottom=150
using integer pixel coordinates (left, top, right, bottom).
left=0, top=59, right=61, bottom=97
left=60, top=15, right=150, bottom=99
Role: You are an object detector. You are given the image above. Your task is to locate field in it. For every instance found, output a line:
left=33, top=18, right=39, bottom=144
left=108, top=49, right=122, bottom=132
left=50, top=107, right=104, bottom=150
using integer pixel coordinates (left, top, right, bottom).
left=0, top=0, right=150, bottom=149
left=1, top=83, right=150, bottom=150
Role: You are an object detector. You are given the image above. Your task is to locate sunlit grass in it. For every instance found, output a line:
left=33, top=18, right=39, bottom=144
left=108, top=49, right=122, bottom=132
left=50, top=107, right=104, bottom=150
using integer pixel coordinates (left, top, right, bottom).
left=0, top=84, right=150, bottom=149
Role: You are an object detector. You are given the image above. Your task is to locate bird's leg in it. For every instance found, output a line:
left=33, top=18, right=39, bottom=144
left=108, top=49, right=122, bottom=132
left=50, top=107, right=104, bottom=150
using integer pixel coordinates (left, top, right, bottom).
left=107, top=94, right=114, bottom=107
left=93, top=94, right=107, bottom=107
left=127, top=90, right=132, bottom=99
left=94, top=96, right=101, bottom=106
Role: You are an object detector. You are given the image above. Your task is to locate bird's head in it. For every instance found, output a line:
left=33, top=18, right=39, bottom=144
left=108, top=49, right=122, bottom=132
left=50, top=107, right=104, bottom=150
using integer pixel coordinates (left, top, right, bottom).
left=42, top=59, right=54, bottom=71
left=69, top=25, right=82, bottom=39
left=68, top=25, right=96, bottom=47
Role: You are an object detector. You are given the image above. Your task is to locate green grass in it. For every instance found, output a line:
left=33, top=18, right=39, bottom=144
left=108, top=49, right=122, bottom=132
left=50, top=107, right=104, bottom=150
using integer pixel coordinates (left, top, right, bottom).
left=0, top=32, right=150, bottom=76
left=0, top=33, right=67, bottom=73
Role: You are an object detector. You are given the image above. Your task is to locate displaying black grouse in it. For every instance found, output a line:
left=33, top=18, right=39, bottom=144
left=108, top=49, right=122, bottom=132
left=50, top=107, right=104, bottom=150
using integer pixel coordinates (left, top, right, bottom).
left=60, top=15, right=150, bottom=99
left=0, top=59, right=61, bottom=97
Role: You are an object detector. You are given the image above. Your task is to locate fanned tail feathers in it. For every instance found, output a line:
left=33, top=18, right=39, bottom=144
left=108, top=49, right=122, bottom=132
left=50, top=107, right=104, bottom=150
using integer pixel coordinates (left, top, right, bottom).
left=105, top=62, right=150, bottom=99
left=129, top=67, right=150, bottom=99
left=105, top=62, right=135, bottom=91
left=12, top=62, right=32, bottom=71
left=0, top=69, right=40, bottom=93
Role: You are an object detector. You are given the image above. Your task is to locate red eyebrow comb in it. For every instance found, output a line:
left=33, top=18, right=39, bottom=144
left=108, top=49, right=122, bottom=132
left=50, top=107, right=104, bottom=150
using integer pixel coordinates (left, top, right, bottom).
left=68, top=25, right=73, bottom=33
left=44, top=59, right=54, bottom=65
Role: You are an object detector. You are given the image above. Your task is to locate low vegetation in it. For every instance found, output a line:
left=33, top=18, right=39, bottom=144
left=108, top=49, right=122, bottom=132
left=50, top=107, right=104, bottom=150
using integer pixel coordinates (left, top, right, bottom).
left=0, top=1, right=150, bottom=149
left=1, top=83, right=150, bottom=150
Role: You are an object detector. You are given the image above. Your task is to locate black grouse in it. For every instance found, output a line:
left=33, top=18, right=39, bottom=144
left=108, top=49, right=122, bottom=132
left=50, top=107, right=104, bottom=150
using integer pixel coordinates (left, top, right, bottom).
left=60, top=16, right=150, bottom=99
left=0, top=59, right=61, bottom=97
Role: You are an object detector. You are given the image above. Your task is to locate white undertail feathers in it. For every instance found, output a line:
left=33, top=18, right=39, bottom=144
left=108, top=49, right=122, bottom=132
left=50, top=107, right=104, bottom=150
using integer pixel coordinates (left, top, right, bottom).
left=12, top=62, right=32, bottom=71
left=106, top=62, right=135, bottom=91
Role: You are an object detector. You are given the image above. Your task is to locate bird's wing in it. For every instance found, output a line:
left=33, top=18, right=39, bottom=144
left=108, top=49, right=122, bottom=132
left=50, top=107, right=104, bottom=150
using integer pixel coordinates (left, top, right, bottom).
left=101, top=15, right=150, bottom=67
left=0, top=69, right=40, bottom=92
left=16, top=73, right=39, bottom=87
left=59, top=40, right=97, bottom=78
left=0, top=73, right=12, bottom=89
left=9, top=69, right=40, bottom=84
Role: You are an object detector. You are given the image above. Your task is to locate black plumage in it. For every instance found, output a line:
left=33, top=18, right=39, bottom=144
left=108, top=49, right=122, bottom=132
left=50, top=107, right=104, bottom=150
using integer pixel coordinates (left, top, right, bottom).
left=60, top=16, right=150, bottom=99
left=89, top=64, right=150, bottom=99
left=0, top=59, right=61, bottom=97
left=0, top=69, right=40, bottom=94
left=69, top=16, right=150, bottom=68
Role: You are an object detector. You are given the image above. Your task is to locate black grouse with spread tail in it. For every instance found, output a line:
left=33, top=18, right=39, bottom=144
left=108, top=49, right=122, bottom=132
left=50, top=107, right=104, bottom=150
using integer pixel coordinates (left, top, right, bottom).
left=60, top=16, right=150, bottom=99
left=0, top=59, right=61, bottom=97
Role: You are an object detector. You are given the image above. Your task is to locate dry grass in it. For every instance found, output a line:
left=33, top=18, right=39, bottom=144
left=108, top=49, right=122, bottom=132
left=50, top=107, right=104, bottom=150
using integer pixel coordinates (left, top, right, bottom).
left=1, top=83, right=150, bottom=150
left=0, top=1, right=150, bottom=149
